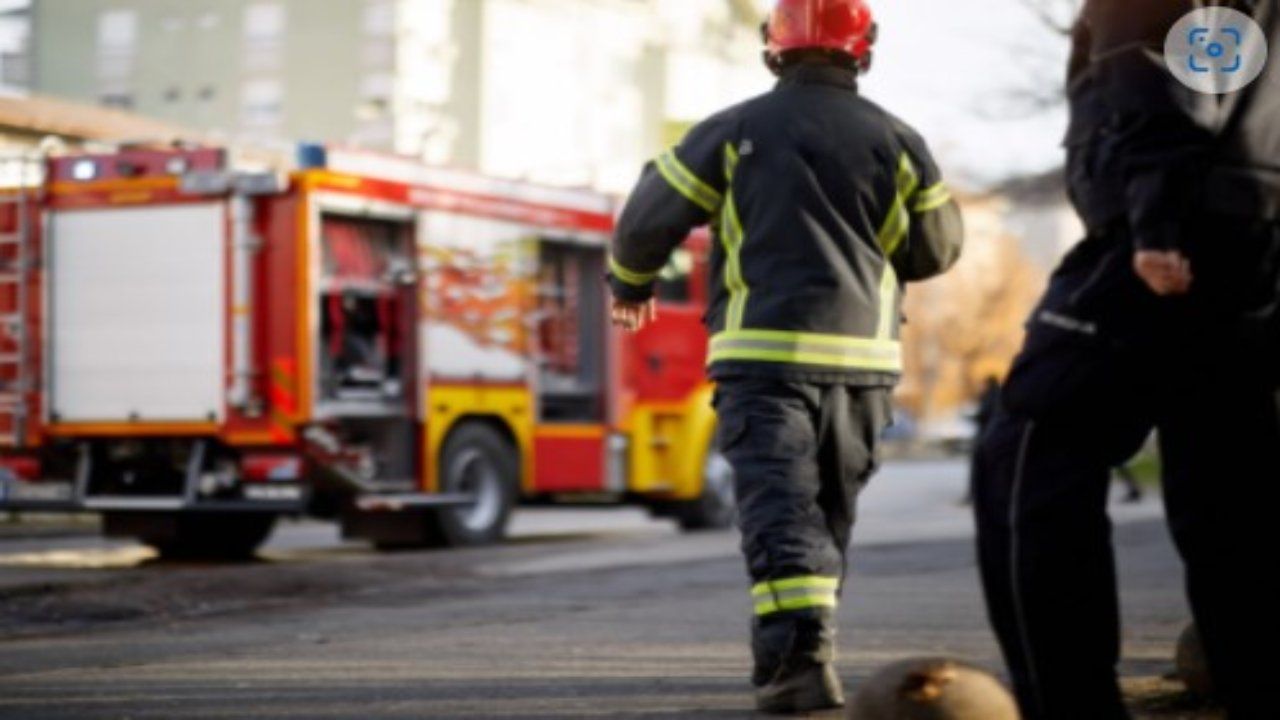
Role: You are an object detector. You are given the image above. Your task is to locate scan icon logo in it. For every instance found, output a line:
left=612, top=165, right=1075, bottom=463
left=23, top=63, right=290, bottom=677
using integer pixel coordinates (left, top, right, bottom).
left=1166, top=7, right=1268, bottom=94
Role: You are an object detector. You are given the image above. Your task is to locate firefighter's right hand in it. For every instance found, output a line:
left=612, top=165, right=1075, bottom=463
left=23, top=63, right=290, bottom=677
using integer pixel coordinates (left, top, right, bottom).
left=1134, top=250, right=1193, bottom=297
left=611, top=298, right=657, bottom=332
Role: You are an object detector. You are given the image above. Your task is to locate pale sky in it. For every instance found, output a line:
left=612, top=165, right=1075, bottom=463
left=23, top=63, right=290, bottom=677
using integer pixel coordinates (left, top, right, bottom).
left=859, top=0, right=1073, bottom=186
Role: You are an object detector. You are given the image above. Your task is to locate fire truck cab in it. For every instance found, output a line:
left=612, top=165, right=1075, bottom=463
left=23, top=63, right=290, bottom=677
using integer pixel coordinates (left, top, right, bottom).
left=0, top=144, right=731, bottom=558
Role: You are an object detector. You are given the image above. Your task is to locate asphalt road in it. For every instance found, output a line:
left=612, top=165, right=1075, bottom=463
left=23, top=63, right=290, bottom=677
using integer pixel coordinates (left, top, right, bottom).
left=0, top=461, right=1217, bottom=719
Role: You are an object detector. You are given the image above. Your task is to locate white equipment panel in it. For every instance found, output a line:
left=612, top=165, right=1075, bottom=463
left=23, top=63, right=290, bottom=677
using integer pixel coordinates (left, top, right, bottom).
left=49, top=203, right=227, bottom=423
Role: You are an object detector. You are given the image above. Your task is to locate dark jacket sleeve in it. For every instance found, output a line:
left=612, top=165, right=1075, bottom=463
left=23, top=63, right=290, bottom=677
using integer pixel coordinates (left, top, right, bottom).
left=608, top=114, right=731, bottom=302
left=1085, top=0, right=1214, bottom=251
left=891, top=126, right=965, bottom=283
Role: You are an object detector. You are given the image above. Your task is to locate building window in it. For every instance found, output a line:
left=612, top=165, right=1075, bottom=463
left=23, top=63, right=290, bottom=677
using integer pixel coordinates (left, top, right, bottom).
left=362, top=42, right=394, bottom=68
left=244, top=4, right=284, bottom=72
left=361, top=74, right=394, bottom=102
left=364, top=0, right=395, bottom=37
left=163, top=86, right=182, bottom=103
left=241, top=78, right=283, bottom=127
left=198, top=85, right=217, bottom=102
left=356, top=73, right=393, bottom=121
left=100, top=92, right=135, bottom=110
left=97, top=10, right=138, bottom=53
left=244, top=3, right=286, bottom=44
left=1, top=52, right=29, bottom=88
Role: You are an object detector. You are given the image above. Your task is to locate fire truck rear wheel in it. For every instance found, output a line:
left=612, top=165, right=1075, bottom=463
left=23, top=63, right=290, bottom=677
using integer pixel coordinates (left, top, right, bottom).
left=674, top=445, right=737, bottom=531
left=432, top=423, right=518, bottom=547
left=113, top=512, right=278, bottom=561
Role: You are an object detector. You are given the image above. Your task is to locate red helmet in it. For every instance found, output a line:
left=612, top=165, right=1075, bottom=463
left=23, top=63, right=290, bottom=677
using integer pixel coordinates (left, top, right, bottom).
left=764, top=0, right=878, bottom=74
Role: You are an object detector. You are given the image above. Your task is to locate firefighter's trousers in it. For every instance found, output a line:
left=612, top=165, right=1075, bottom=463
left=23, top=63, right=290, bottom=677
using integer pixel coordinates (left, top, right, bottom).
left=713, top=377, right=891, bottom=685
left=974, top=223, right=1280, bottom=720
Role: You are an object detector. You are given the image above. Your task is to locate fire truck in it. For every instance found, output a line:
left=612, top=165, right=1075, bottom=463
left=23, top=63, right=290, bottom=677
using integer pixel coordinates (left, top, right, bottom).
left=0, top=144, right=732, bottom=558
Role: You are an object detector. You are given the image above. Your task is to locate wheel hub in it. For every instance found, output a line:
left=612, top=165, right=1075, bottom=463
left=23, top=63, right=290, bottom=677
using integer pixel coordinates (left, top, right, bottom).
left=448, top=448, right=502, bottom=533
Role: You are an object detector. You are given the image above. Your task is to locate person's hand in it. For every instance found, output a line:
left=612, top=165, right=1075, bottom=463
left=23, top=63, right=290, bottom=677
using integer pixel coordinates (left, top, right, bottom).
left=1134, top=250, right=1193, bottom=296
left=611, top=298, right=657, bottom=332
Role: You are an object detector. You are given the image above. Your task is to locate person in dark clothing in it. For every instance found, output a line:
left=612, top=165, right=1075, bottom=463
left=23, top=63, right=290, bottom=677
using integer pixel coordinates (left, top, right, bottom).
left=973, top=377, right=1002, bottom=433
left=973, top=2, right=1280, bottom=718
left=608, top=0, right=963, bottom=712
left=963, top=376, right=1003, bottom=505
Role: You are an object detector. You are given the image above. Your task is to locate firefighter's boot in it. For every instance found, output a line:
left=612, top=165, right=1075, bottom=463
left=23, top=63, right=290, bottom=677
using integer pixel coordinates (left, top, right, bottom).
left=753, top=610, right=844, bottom=714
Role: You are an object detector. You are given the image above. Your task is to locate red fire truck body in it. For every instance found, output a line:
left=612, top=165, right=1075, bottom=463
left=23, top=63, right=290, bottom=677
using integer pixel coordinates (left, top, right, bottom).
left=0, top=145, right=730, bottom=556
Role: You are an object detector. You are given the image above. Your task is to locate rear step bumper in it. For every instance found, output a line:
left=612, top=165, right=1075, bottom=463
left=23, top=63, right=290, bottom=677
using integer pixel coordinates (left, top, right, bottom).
left=0, top=498, right=305, bottom=513
left=0, top=483, right=307, bottom=514
left=0, top=479, right=474, bottom=515
left=2, top=435, right=477, bottom=516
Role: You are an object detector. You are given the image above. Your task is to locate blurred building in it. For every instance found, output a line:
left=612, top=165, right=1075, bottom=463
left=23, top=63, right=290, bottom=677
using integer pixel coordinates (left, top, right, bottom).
left=996, top=169, right=1084, bottom=271
left=0, top=1, right=26, bottom=93
left=22, top=0, right=765, bottom=193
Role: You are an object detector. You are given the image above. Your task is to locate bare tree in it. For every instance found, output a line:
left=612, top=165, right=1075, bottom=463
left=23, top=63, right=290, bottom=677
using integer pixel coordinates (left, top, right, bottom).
left=968, top=0, right=1083, bottom=120
left=1019, top=0, right=1082, bottom=35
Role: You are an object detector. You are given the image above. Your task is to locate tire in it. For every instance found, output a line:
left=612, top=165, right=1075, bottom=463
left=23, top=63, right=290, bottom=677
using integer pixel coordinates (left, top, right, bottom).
left=127, top=512, right=277, bottom=561
left=674, top=443, right=737, bottom=531
left=429, top=423, right=518, bottom=547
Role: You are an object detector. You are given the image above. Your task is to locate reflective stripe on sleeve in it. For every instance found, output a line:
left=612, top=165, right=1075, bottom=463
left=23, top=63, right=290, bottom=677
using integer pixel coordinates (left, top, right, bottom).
left=912, top=182, right=953, bottom=213
left=876, top=153, right=920, bottom=257
left=752, top=575, right=840, bottom=616
left=655, top=150, right=723, bottom=214
left=608, top=255, right=660, bottom=287
left=708, top=330, right=902, bottom=373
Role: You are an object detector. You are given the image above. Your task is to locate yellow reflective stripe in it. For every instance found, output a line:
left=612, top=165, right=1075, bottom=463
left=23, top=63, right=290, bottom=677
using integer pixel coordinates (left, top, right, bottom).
left=876, top=264, right=899, bottom=341
left=751, top=575, right=840, bottom=616
left=655, top=150, right=722, bottom=213
left=755, top=594, right=838, bottom=616
left=721, top=142, right=749, bottom=331
left=724, top=205, right=748, bottom=330
left=708, top=330, right=902, bottom=373
left=710, top=348, right=901, bottom=372
left=714, top=329, right=894, bottom=349
left=878, top=201, right=908, bottom=253
left=723, top=141, right=739, bottom=180
left=751, top=576, right=840, bottom=597
left=608, top=255, right=660, bottom=287
left=912, top=182, right=952, bottom=213
left=877, top=153, right=920, bottom=257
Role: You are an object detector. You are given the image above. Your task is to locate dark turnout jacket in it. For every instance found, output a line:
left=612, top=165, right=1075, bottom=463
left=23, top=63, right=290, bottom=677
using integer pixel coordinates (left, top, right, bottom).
left=608, top=64, right=964, bottom=386
left=1069, top=0, right=1280, bottom=245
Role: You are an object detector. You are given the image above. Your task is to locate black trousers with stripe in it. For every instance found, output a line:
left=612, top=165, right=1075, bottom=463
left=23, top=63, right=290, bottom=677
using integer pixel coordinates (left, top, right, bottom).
left=974, top=224, right=1280, bottom=719
left=713, top=376, right=891, bottom=681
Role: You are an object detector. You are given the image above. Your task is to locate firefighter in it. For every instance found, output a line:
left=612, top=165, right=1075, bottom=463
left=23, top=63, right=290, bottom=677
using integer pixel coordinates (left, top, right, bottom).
left=973, top=1, right=1280, bottom=718
left=608, top=0, right=964, bottom=712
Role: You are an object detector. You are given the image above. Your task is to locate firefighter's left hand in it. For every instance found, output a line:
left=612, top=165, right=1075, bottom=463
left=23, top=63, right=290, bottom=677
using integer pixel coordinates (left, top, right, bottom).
left=611, top=298, right=657, bottom=332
